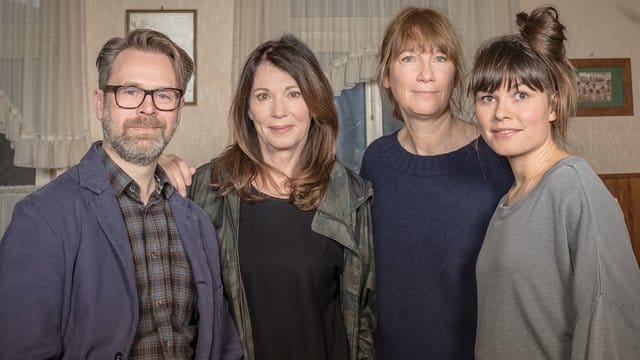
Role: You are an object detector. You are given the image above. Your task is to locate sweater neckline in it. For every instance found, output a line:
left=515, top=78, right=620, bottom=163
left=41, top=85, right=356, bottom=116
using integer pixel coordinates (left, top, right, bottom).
left=379, top=130, right=487, bottom=177
left=496, top=155, right=580, bottom=216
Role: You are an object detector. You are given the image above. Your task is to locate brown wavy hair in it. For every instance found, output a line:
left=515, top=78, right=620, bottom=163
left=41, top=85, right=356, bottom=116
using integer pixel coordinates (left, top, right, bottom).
left=468, top=6, right=576, bottom=142
left=96, top=29, right=194, bottom=91
left=378, top=7, right=466, bottom=121
left=211, top=34, right=338, bottom=211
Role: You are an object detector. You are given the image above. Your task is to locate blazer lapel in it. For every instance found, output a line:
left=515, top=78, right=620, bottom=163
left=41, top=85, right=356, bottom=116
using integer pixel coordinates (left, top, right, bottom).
left=77, top=143, right=138, bottom=296
left=171, top=199, right=210, bottom=287
left=92, top=190, right=138, bottom=293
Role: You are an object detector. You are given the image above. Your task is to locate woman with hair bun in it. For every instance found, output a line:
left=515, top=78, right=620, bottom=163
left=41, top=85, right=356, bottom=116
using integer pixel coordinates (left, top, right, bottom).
left=470, top=5, right=640, bottom=359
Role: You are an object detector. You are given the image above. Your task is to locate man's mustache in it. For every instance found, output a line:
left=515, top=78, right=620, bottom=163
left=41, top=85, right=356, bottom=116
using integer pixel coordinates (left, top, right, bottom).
left=123, top=116, right=166, bottom=130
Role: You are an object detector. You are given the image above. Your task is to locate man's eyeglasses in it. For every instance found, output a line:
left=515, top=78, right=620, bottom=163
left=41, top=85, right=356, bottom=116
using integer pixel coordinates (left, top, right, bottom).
left=103, top=85, right=183, bottom=111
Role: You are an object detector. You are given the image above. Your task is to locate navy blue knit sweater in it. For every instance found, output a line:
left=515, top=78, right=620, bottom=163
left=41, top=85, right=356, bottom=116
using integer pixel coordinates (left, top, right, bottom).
left=360, top=131, right=513, bottom=360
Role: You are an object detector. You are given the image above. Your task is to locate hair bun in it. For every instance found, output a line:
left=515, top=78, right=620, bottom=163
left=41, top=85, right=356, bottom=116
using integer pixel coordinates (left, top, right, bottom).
left=515, top=12, right=530, bottom=32
left=516, top=6, right=567, bottom=62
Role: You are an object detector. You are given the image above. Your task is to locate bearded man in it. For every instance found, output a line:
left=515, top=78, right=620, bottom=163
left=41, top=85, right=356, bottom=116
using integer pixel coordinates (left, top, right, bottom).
left=0, top=29, right=242, bottom=360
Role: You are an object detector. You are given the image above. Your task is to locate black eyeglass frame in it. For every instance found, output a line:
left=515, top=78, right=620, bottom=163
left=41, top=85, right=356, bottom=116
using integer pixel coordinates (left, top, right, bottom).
left=102, top=85, right=184, bottom=111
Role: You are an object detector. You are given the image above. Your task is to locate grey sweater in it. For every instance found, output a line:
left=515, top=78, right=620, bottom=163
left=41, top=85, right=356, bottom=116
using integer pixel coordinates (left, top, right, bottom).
left=475, top=156, right=640, bottom=359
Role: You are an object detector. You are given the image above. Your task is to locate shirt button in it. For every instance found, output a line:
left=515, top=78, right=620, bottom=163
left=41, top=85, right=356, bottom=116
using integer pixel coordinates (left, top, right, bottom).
left=155, top=300, right=162, bottom=307
left=151, top=251, right=159, bottom=259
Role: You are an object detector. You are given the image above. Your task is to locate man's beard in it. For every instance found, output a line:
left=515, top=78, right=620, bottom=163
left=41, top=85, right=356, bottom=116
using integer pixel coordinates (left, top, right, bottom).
left=101, top=113, right=176, bottom=166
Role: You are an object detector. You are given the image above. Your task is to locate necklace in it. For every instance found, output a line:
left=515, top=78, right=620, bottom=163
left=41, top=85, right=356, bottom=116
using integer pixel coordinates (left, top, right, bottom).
left=506, top=146, right=557, bottom=206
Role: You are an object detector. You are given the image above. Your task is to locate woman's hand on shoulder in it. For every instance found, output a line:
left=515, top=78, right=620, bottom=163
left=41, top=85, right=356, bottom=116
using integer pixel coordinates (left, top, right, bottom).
left=158, top=154, right=196, bottom=196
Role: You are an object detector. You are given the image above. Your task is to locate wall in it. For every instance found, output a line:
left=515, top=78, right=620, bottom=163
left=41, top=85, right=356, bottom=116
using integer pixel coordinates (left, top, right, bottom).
left=85, top=0, right=235, bottom=167
left=84, top=0, right=640, bottom=173
left=521, top=0, right=640, bottom=174
left=601, top=174, right=640, bottom=263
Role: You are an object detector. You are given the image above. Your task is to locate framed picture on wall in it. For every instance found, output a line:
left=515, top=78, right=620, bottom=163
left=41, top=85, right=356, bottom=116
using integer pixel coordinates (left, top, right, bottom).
left=126, top=9, right=197, bottom=105
left=571, top=58, right=633, bottom=117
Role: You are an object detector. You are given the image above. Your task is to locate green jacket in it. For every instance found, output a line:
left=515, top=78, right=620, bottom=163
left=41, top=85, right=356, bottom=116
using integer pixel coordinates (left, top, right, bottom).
left=188, top=161, right=376, bottom=360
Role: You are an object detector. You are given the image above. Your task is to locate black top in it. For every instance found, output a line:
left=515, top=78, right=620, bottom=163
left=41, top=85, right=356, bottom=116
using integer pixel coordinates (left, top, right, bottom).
left=238, top=196, right=348, bottom=360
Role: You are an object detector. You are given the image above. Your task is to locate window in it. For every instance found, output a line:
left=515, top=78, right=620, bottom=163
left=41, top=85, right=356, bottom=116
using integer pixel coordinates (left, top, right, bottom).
left=335, top=81, right=403, bottom=172
left=0, top=0, right=41, bottom=187
left=0, top=133, right=34, bottom=186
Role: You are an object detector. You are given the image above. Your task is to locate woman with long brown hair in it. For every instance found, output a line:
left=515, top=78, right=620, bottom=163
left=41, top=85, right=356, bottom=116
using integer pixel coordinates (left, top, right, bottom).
left=186, top=34, right=375, bottom=360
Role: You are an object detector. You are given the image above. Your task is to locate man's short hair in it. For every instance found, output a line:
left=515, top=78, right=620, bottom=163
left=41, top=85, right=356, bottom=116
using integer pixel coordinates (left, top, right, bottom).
left=96, top=29, right=194, bottom=90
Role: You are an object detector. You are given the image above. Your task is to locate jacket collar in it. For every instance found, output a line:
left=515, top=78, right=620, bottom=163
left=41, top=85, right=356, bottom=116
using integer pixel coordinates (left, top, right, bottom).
left=317, top=162, right=372, bottom=223
left=312, top=162, right=372, bottom=254
left=77, top=141, right=117, bottom=195
left=77, top=141, right=175, bottom=198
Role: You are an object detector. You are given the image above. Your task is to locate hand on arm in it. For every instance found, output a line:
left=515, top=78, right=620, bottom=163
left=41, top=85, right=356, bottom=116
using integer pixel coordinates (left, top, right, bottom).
left=158, top=154, right=196, bottom=196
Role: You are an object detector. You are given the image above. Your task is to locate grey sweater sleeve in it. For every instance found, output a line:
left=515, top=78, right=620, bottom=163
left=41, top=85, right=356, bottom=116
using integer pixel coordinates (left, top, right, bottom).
left=565, top=160, right=640, bottom=360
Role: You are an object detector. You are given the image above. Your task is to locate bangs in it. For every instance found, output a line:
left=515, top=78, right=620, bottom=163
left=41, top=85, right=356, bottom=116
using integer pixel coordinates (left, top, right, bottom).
left=393, top=22, right=458, bottom=60
left=469, top=37, right=553, bottom=95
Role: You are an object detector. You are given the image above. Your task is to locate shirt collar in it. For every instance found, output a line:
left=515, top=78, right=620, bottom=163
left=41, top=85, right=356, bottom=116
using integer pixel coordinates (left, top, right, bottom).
left=98, top=143, right=175, bottom=199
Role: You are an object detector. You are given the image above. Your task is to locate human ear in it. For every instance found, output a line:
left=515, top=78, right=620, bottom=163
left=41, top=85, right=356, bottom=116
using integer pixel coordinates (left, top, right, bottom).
left=93, top=89, right=105, bottom=120
left=548, top=94, right=558, bottom=122
left=382, top=72, right=391, bottom=89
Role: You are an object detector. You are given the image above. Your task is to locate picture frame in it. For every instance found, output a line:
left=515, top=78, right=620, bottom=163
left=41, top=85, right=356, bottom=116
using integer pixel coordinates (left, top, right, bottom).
left=126, top=9, right=197, bottom=105
left=571, top=58, right=633, bottom=117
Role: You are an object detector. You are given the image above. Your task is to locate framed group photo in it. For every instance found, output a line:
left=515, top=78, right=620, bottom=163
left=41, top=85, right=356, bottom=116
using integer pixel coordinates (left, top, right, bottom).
left=571, top=58, right=633, bottom=117
left=126, top=9, right=197, bottom=105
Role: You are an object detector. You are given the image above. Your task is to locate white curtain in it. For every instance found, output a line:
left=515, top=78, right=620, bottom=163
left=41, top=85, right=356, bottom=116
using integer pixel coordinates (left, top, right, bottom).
left=232, top=0, right=520, bottom=95
left=0, top=0, right=90, bottom=169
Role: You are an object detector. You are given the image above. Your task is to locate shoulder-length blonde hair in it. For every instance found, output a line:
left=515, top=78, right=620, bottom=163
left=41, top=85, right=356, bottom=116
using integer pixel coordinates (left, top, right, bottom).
left=211, top=34, right=338, bottom=211
left=378, top=7, right=466, bottom=121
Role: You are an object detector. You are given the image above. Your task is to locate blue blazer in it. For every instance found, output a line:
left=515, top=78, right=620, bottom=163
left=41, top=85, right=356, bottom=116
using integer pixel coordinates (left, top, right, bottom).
left=0, top=143, right=242, bottom=360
